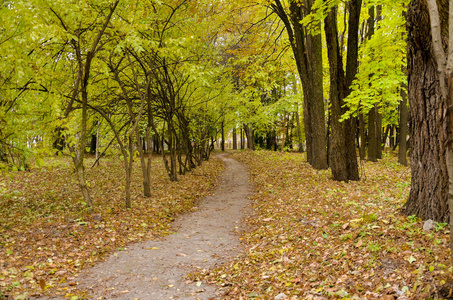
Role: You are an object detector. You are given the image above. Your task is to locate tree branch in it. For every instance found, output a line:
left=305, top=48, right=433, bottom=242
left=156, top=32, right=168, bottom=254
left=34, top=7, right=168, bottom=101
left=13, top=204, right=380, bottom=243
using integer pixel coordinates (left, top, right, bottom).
left=426, top=0, right=447, bottom=98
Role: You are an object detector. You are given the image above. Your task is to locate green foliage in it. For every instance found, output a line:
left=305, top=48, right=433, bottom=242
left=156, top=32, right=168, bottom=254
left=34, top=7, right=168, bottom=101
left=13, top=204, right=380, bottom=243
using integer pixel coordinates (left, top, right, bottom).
left=341, top=2, right=407, bottom=126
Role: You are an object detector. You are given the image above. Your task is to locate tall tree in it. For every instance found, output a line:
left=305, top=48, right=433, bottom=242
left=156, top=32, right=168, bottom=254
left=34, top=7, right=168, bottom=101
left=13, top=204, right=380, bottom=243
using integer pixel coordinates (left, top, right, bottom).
left=324, top=0, right=361, bottom=181
left=271, top=0, right=328, bottom=170
left=31, top=0, right=120, bottom=207
left=404, top=0, right=449, bottom=222
left=367, top=6, right=383, bottom=162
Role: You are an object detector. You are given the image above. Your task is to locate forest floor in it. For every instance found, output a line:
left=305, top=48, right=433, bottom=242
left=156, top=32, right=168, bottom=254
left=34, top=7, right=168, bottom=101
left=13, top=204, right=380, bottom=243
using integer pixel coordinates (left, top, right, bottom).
left=196, top=151, right=452, bottom=300
left=40, top=153, right=252, bottom=299
left=0, top=153, right=225, bottom=299
left=1, top=150, right=453, bottom=300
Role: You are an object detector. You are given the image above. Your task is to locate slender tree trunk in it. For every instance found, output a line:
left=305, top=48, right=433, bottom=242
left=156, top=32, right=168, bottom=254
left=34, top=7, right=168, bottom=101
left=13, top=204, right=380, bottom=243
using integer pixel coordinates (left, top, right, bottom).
left=73, top=153, right=92, bottom=207
left=295, top=103, right=304, bottom=152
left=240, top=128, right=244, bottom=149
left=233, top=127, right=237, bottom=150
left=389, top=125, right=395, bottom=149
left=136, top=130, right=151, bottom=197
left=70, top=85, right=93, bottom=207
left=95, top=121, right=100, bottom=166
left=399, top=86, right=408, bottom=165
left=281, top=113, right=286, bottom=152
left=90, top=134, right=96, bottom=155
left=368, top=107, right=379, bottom=161
left=125, top=136, right=133, bottom=209
left=287, top=114, right=294, bottom=149
left=359, top=113, right=366, bottom=160
left=377, top=113, right=383, bottom=159
left=366, top=6, right=382, bottom=162
left=221, top=120, right=225, bottom=151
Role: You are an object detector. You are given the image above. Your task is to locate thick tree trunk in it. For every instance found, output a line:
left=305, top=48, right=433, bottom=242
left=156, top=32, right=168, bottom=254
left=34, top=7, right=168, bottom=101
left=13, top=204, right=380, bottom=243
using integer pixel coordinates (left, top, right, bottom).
left=272, top=0, right=327, bottom=169
left=404, top=0, right=448, bottom=222
left=243, top=123, right=255, bottom=150
left=324, top=3, right=360, bottom=182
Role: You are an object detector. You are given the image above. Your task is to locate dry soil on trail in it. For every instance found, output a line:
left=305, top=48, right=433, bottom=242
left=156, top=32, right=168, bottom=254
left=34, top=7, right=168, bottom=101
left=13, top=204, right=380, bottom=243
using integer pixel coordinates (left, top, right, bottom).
left=54, top=153, right=251, bottom=299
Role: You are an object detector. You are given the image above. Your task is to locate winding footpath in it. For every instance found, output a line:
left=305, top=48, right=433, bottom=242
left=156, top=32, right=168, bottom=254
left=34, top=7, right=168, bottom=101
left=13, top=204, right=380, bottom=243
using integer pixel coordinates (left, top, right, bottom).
left=68, top=154, right=251, bottom=299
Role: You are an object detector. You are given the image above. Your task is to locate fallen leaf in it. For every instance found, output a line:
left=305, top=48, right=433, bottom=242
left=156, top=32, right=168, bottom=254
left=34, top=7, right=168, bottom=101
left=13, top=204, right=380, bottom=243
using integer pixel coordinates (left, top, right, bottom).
left=407, top=256, right=417, bottom=264
left=39, top=278, right=45, bottom=290
left=355, top=239, right=363, bottom=248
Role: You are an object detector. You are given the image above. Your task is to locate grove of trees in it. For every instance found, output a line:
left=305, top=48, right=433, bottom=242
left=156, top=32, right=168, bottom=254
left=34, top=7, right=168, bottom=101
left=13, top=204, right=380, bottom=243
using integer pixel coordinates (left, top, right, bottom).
left=0, top=0, right=449, bottom=224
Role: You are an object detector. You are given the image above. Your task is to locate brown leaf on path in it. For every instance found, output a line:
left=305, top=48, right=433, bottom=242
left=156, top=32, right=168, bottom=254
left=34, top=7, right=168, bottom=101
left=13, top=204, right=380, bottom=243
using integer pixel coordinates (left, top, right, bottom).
left=39, top=278, right=46, bottom=290
left=355, top=239, right=363, bottom=248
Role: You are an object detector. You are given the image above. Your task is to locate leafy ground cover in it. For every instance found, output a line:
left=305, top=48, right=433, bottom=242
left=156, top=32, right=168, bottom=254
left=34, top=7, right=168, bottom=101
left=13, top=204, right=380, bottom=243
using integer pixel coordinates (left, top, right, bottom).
left=199, top=151, right=451, bottom=299
left=0, top=154, right=223, bottom=299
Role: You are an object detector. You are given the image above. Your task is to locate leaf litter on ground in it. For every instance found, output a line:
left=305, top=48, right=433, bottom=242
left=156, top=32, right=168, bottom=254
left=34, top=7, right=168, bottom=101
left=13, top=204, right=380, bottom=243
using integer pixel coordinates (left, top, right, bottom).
left=194, top=150, right=452, bottom=300
left=0, top=154, right=223, bottom=299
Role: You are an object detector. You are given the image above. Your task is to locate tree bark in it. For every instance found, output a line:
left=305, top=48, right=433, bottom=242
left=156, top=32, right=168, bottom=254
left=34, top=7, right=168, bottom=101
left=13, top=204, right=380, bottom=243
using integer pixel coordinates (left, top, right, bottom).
left=240, top=128, right=244, bottom=149
left=368, top=106, right=379, bottom=161
left=95, top=121, right=100, bottom=166
left=272, top=0, right=327, bottom=169
left=389, top=125, right=395, bottom=149
left=359, top=114, right=366, bottom=160
left=243, top=123, right=255, bottom=150
left=90, top=134, right=96, bottom=155
left=404, top=0, right=448, bottom=222
left=221, top=120, right=225, bottom=151
left=281, top=113, right=286, bottom=152
left=398, top=78, right=408, bottom=166
left=136, top=131, right=151, bottom=197
left=233, top=127, right=237, bottom=150
left=295, top=103, right=304, bottom=152
left=324, top=2, right=360, bottom=182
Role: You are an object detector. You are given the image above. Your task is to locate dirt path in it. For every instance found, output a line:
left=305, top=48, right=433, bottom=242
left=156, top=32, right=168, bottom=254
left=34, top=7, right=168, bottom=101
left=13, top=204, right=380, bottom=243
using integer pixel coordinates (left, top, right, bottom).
left=65, top=154, right=251, bottom=299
